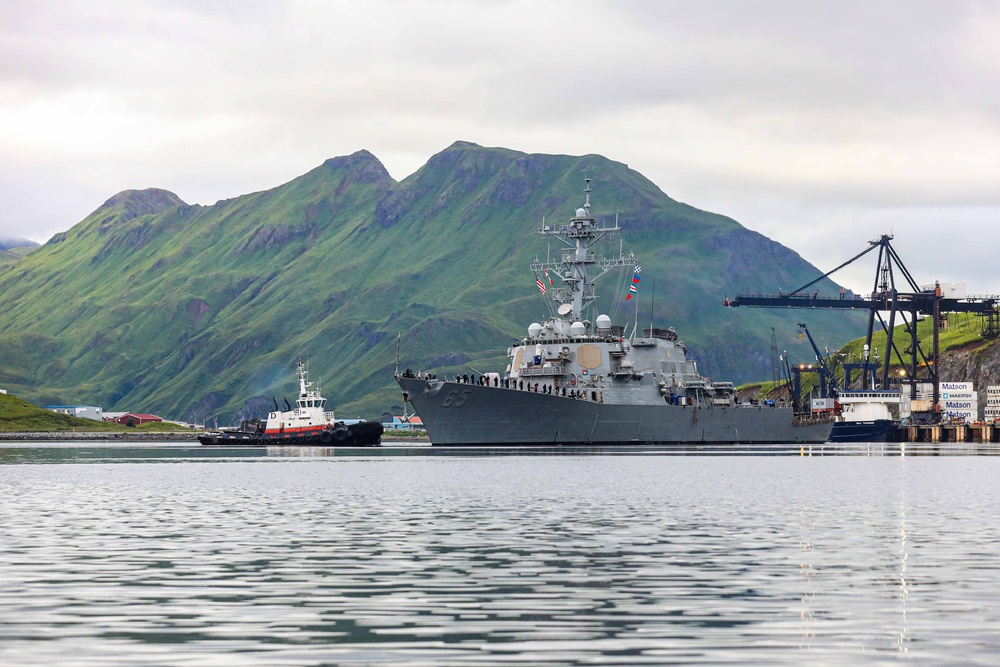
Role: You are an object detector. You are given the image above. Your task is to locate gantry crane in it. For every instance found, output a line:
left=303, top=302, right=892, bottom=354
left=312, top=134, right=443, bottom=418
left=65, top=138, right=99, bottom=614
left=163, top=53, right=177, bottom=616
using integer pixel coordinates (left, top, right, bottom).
left=723, top=234, right=1000, bottom=412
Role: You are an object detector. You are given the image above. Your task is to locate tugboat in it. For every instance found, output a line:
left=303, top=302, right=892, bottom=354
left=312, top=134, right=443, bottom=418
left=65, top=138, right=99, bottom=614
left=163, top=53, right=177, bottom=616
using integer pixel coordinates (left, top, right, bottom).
left=198, top=359, right=383, bottom=447
left=395, top=180, right=834, bottom=446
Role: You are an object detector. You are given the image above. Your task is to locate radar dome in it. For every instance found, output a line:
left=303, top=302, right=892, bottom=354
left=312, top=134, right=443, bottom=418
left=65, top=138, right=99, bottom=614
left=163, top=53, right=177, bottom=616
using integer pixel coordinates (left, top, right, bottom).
left=528, top=322, right=543, bottom=337
left=576, top=208, right=587, bottom=217
left=570, top=321, right=586, bottom=336
left=596, top=314, right=612, bottom=330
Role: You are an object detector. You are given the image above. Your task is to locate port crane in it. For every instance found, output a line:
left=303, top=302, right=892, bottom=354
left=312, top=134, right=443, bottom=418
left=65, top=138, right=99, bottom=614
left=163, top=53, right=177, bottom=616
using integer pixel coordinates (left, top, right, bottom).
left=723, top=234, right=1000, bottom=412
left=780, top=323, right=838, bottom=413
left=797, top=323, right=837, bottom=398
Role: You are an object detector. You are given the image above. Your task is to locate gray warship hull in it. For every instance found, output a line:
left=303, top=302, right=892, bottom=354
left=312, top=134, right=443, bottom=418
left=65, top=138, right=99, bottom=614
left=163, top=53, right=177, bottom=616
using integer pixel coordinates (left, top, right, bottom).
left=398, top=377, right=833, bottom=445
left=395, top=180, right=832, bottom=447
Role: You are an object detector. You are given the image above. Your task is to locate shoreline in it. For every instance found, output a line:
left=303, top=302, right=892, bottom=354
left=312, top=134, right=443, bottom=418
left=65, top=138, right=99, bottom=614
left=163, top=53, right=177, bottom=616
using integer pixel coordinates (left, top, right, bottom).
left=0, top=431, right=431, bottom=444
left=0, top=431, right=201, bottom=441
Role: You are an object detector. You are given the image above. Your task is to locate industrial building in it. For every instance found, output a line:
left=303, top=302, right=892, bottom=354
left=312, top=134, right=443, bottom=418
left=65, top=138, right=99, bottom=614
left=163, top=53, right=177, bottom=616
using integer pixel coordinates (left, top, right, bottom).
left=43, top=405, right=104, bottom=421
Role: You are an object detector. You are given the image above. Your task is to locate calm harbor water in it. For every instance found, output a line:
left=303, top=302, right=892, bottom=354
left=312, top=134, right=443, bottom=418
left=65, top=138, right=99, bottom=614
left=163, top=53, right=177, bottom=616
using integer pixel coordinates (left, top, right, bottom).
left=2, top=442, right=999, bottom=666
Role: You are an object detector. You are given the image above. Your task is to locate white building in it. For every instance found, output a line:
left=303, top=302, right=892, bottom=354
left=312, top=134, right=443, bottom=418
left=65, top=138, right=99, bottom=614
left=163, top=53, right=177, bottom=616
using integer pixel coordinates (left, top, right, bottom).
left=43, top=405, right=104, bottom=421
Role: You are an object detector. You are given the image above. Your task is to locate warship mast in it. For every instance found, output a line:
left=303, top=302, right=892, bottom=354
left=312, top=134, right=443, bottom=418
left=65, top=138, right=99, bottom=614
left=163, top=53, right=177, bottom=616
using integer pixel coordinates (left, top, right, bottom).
left=530, top=178, right=636, bottom=324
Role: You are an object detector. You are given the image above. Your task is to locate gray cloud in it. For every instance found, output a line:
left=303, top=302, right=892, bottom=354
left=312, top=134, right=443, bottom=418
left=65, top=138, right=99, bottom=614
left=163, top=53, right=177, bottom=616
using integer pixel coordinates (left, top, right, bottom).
left=1, top=0, right=999, bottom=293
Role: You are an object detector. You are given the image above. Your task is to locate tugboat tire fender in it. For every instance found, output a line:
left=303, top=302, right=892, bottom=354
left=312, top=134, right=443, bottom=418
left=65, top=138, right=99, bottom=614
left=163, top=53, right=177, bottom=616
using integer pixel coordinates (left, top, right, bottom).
left=319, top=430, right=333, bottom=444
left=333, top=427, right=348, bottom=442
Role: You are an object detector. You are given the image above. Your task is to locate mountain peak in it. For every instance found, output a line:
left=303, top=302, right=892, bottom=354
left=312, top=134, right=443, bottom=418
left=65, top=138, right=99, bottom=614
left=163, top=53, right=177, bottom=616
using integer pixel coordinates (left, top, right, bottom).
left=98, top=188, right=187, bottom=222
left=443, top=140, right=482, bottom=151
left=318, top=149, right=392, bottom=184
left=0, top=236, right=40, bottom=251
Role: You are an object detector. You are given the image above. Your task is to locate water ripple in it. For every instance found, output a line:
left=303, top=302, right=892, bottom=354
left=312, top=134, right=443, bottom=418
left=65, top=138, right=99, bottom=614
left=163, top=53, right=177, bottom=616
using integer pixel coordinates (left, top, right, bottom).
left=1, top=448, right=999, bottom=665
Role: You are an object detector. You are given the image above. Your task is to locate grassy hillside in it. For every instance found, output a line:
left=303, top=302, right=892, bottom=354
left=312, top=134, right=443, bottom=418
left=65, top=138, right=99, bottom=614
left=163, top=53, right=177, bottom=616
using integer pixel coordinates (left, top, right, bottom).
left=0, top=142, right=864, bottom=424
left=742, top=311, right=994, bottom=400
left=0, top=392, right=100, bottom=431
left=834, top=312, right=991, bottom=383
left=0, top=391, right=181, bottom=432
left=0, top=244, right=36, bottom=270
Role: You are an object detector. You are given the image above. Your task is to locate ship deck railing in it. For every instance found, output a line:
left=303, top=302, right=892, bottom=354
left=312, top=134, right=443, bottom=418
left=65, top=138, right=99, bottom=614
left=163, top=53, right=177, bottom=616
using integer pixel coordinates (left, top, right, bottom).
left=432, top=374, right=814, bottom=410
left=520, top=362, right=568, bottom=377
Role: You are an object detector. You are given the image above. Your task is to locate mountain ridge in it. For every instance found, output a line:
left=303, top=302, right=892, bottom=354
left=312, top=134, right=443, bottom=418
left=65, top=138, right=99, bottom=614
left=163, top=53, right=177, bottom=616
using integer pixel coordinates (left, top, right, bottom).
left=0, top=143, right=864, bottom=422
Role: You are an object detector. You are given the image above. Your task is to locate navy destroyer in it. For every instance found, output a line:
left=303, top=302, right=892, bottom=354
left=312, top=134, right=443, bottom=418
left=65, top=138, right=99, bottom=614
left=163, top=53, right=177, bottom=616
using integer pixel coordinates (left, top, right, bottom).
left=395, top=181, right=833, bottom=445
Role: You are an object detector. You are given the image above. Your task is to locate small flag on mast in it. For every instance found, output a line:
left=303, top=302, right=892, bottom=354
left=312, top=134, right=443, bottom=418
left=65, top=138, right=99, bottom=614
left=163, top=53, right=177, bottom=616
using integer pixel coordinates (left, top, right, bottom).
left=626, top=266, right=642, bottom=300
left=535, top=273, right=547, bottom=293
left=544, top=269, right=553, bottom=286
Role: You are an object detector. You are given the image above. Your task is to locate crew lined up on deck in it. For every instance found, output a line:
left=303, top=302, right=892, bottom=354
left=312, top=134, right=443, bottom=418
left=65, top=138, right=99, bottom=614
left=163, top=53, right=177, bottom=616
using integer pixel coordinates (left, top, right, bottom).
left=436, top=372, right=602, bottom=401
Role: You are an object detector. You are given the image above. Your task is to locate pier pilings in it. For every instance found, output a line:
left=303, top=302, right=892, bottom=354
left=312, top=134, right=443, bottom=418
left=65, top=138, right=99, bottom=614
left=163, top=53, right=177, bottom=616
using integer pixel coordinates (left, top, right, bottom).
left=893, top=423, right=999, bottom=443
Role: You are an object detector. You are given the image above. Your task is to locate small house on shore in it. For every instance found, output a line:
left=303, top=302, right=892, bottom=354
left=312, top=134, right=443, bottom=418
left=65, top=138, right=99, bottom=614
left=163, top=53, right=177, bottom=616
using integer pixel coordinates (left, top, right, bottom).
left=110, top=412, right=163, bottom=426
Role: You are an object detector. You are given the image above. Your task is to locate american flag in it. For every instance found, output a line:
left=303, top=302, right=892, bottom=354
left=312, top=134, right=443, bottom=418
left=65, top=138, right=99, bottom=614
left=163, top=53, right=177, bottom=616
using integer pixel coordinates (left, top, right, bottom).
left=535, top=273, right=546, bottom=293
left=626, top=266, right=642, bottom=300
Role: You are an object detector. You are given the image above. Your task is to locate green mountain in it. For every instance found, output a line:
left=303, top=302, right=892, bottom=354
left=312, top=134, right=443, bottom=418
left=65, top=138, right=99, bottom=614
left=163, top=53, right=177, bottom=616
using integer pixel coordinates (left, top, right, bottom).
left=0, top=236, right=40, bottom=251
left=0, top=238, right=39, bottom=270
left=0, top=142, right=863, bottom=423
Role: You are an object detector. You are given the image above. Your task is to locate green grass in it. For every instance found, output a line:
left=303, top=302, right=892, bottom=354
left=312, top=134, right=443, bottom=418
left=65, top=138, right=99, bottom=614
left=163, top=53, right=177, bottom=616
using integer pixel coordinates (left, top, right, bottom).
left=0, top=392, right=196, bottom=433
left=835, top=312, right=990, bottom=376
left=0, top=392, right=98, bottom=431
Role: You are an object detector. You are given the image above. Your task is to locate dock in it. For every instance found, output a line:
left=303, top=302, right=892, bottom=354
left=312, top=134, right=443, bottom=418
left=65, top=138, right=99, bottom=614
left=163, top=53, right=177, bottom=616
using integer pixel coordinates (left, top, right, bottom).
left=891, top=422, right=1000, bottom=443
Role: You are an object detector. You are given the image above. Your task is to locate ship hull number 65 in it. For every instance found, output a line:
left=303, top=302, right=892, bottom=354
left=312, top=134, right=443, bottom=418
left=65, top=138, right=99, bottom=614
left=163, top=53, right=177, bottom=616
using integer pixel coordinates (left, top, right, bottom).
left=442, top=389, right=472, bottom=407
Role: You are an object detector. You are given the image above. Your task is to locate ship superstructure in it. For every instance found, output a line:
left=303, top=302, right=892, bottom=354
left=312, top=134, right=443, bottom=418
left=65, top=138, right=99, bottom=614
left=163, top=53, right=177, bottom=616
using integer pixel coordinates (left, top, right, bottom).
left=262, top=358, right=337, bottom=436
left=396, top=182, right=833, bottom=445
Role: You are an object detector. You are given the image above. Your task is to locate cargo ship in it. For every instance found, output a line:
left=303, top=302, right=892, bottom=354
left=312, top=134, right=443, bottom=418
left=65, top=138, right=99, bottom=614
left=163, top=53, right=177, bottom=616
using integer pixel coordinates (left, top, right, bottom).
left=828, top=389, right=901, bottom=442
left=395, top=181, right=834, bottom=446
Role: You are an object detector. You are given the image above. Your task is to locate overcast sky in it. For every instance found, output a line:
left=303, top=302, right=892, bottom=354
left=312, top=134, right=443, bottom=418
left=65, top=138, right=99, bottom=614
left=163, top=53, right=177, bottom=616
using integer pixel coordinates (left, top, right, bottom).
left=2, top=0, right=999, bottom=293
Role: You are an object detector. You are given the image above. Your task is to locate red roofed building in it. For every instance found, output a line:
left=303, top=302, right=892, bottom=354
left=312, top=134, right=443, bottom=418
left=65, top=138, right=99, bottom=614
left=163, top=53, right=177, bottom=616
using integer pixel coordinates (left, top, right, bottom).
left=113, top=412, right=163, bottom=426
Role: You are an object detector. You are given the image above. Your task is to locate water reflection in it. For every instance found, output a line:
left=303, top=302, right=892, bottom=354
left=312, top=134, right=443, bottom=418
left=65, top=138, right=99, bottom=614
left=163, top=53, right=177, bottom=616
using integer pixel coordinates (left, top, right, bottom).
left=3, top=440, right=1000, bottom=466
left=1, top=448, right=999, bottom=665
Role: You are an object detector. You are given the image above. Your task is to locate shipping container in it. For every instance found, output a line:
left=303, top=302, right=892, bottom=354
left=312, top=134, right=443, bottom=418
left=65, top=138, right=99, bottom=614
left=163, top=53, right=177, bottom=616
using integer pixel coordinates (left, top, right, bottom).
left=944, top=410, right=977, bottom=423
left=941, top=391, right=977, bottom=401
left=920, top=282, right=967, bottom=299
left=811, top=398, right=836, bottom=412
